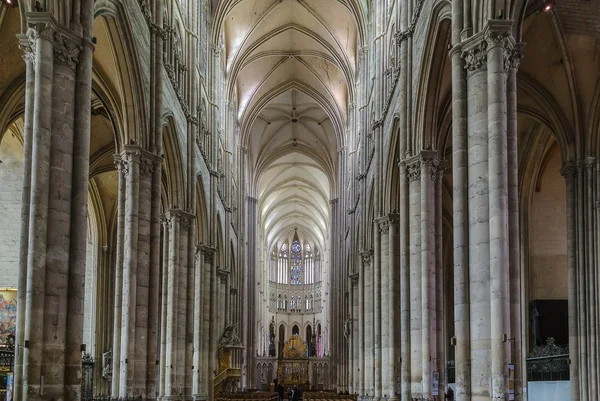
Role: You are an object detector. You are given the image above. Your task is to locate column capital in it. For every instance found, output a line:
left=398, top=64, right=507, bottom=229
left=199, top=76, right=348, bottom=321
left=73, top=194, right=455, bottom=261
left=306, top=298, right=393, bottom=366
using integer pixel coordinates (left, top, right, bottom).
left=375, top=216, right=390, bottom=234
left=196, top=244, right=216, bottom=264
left=461, top=33, right=487, bottom=72
left=164, top=208, right=196, bottom=229
left=387, top=213, right=400, bottom=226
left=560, top=162, right=577, bottom=182
left=505, top=43, right=525, bottom=72
left=483, top=20, right=514, bottom=50
left=218, top=268, right=230, bottom=284
left=405, top=155, right=421, bottom=183
left=360, top=250, right=373, bottom=266
left=585, top=156, right=597, bottom=172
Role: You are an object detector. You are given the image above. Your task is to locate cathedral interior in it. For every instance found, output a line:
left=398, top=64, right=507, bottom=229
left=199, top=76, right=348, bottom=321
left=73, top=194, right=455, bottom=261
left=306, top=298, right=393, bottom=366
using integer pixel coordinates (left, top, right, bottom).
left=0, top=0, right=599, bottom=401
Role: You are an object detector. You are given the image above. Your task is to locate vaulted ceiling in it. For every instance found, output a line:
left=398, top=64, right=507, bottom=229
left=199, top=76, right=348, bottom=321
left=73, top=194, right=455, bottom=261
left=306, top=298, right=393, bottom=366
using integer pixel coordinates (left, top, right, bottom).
left=218, top=0, right=362, bottom=250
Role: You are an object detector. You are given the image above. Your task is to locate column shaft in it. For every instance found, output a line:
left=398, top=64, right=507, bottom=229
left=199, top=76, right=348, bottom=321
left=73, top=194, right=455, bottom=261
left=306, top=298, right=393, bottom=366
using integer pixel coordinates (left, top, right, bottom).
left=451, top=42, right=470, bottom=401
left=486, top=27, right=510, bottom=400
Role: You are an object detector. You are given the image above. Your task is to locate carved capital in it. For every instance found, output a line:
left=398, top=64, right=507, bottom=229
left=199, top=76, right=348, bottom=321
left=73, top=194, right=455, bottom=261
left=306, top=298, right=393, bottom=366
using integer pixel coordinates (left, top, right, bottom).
left=405, top=158, right=421, bottom=183
left=585, top=157, right=597, bottom=172
left=218, top=268, right=229, bottom=284
left=420, top=152, right=440, bottom=181
left=560, top=162, right=577, bottom=182
left=360, top=250, right=373, bottom=266
left=203, top=248, right=215, bottom=264
left=53, top=31, right=81, bottom=69
left=461, top=40, right=487, bottom=72
left=378, top=220, right=389, bottom=234
left=121, top=147, right=141, bottom=176
left=505, top=43, right=524, bottom=72
left=388, top=213, right=400, bottom=226
left=485, top=31, right=510, bottom=49
left=350, top=273, right=359, bottom=287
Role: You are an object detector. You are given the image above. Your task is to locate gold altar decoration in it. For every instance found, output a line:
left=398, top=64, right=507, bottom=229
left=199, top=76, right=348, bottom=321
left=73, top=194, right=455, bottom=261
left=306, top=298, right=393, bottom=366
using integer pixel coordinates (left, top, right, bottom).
left=277, top=335, right=309, bottom=386
left=282, top=335, right=307, bottom=359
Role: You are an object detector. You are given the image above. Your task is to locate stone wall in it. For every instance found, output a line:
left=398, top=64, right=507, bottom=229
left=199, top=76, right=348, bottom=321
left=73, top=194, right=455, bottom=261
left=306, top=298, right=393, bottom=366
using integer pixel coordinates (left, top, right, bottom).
left=0, top=128, right=23, bottom=289
left=529, top=147, right=568, bottom=300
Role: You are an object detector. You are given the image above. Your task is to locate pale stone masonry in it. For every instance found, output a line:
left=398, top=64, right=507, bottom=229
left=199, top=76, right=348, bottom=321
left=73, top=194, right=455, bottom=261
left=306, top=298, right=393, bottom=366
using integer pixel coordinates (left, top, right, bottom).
left=0, top=1, right=599, bottom=401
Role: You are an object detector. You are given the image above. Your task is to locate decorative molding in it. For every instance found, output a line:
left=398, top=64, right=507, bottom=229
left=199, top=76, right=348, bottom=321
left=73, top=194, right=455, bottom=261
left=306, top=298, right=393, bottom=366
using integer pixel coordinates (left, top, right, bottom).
left=360, top=250, right=373, bottom=266
left=405, top=157, right=421, bottom=183
left=350, top=273, right=359, bottom=287
left=461, top=40, right=488, bottom=72
left=378, top=219, right=389, bottom=234
left=560, top=162, right=577, bottom=182
left=421, top=152, right=441, bottom=181
left=218, top=268, right=229, bottom=284
left=585, top=156, right=597, bottom=172
left=53, top=31, right=82, bottom=69
left=388, top=213, right=400, bottom=226
left=505, top=43, right=524, bottom=72
left=347, top=195, right=360, bottom=214
left=394, top=0, right=425, bottom=45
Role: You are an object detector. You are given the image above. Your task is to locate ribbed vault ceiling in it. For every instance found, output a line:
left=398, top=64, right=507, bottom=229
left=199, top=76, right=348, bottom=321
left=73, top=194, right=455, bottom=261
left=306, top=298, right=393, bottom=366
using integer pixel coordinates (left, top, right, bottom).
left=220, top=0, right=360, bottom=253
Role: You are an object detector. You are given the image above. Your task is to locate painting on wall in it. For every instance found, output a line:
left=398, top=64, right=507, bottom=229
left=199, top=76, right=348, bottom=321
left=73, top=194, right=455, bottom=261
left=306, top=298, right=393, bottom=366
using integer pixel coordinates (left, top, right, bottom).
left=0, top=290, right=16, bottom=346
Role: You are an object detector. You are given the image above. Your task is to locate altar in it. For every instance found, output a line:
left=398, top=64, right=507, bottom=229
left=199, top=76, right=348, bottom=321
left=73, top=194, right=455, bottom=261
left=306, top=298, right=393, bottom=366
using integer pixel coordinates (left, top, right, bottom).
left=277, top=335, right=309, bottom=387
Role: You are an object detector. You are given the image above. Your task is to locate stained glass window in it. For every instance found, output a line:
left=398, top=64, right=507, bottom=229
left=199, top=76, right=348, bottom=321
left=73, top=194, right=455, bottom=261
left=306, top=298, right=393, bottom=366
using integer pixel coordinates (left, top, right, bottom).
left=290, top=239, right=302, bottom=285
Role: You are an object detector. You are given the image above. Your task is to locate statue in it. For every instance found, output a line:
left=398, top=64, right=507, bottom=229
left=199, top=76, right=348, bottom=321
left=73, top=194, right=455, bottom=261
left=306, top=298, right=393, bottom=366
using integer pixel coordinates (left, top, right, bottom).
left=269, top=317, right=276, bottom=357
left=102, top=349, right=113, bottom=381
left=343, top=317, right=351, bottom=342
left=219, top=323, right=243, bottom=349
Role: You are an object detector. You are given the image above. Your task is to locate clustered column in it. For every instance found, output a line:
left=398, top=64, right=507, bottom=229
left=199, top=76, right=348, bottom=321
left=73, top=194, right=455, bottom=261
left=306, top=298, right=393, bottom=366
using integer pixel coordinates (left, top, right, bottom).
left=158, top=209, right=195, bottom=400
left=15, top=10, right=94, bottom=401
left=561, top=159, right=600, bottom=401
left=450, top=20, right=524, bottom=401
left=399, top=151, right=444, bottom=401
left=112, top=146, right=162, bottom=398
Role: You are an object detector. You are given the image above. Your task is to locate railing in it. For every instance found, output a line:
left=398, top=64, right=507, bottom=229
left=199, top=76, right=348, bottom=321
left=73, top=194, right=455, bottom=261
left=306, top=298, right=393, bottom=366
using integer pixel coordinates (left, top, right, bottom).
left=526, top=337, right=569, bottom=382
left=82, top=396, right=143, bottom=401
left=215, top=367, right=242, bottom=395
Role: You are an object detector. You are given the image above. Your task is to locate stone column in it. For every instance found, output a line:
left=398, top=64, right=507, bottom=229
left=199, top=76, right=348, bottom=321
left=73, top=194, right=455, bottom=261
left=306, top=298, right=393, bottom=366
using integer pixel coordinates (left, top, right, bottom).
left=507, top=44, right=524, bottom=401
left=373, top=220, right=382, bottom=401
left=116, top=146, right=161, bottom=398
left=462, top=34, right=491, bottom=401
left=15, top=13, right=97, bottom=401
left=112, top=155, right=127, bottom=396
left=376, top=217, right=390, bottom=399
left=387, top=213, right=400, bottom=401
left=398, top=160, right=410, bottom=401
left=358, top=251, right=365, bottom=399
left=361, top=250, right=374, bottom=399
left=118, top=148, right=141, bottom=397
left=159, top=217, right=170, bottom=399
left=198, top=245, right=215, bottom=400
left=245, top=196, right=258, bottom=388
left=192, top=245, right=204, bottom=400
left=164, top=209, right=181, bottom=399
left=406, top=156, right=422, bottom=399
left=560, top=163, right=578, bottom=401
left=14, top=35, right=36, bottom=401
left=450, top=37, right=470, bottom=401
left=420, top=152, right=439, bottom=400
left=485, top=22, right=513, bottom=401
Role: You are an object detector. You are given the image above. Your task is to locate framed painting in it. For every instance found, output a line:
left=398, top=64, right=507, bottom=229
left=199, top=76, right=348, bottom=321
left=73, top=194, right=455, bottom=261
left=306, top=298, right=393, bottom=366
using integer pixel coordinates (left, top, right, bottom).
left=0, top=290, right=16, bottom=346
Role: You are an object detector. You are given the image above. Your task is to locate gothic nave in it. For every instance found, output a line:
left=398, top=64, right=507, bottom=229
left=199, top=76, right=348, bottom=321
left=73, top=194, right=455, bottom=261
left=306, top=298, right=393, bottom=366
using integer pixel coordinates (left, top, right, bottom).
left=0, top=1, right=598, bottom=401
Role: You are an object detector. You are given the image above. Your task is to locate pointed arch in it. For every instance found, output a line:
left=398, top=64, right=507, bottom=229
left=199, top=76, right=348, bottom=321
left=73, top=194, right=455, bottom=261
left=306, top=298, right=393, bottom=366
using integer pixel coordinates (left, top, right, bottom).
left=161, top=115, right=186, bottom=209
